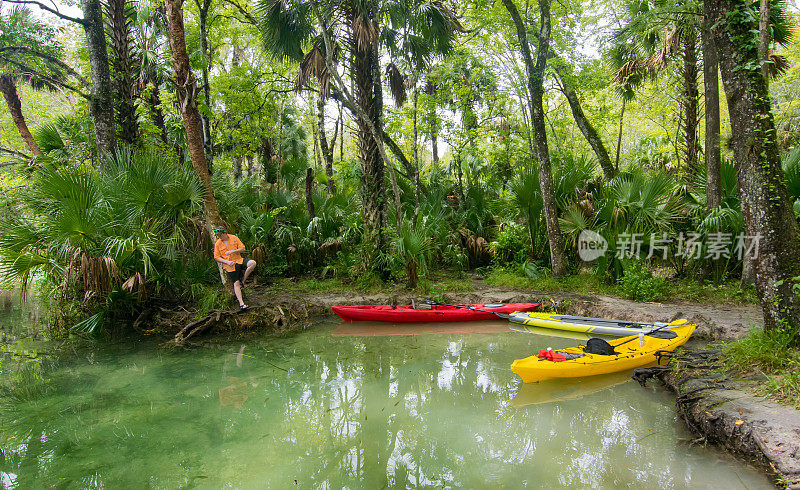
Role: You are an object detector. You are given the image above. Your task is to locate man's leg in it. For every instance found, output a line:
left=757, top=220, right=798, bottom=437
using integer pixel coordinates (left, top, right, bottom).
left=242, top=260, right=257, bottom=285
left=233, top=280, right=246, bottom=307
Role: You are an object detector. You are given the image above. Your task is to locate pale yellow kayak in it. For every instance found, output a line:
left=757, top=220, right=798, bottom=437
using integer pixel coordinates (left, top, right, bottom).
left=509, top=312, right=688, bottom=337
left=510, top=324, right=696, bottom=383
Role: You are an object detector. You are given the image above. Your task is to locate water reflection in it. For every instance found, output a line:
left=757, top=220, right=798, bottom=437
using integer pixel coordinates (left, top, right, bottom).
left=0, top=321, right=770, bottom=488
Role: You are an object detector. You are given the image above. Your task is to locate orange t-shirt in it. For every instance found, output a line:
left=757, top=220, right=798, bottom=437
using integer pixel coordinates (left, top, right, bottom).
left=214, top=234, right=245, bottom=272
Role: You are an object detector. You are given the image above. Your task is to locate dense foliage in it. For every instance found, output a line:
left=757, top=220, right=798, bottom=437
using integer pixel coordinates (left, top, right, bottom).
left=0, top=0, right=799, bottom=335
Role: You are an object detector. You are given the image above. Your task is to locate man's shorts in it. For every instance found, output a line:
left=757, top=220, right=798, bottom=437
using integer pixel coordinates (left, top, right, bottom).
left=227, top=261, right=247, bottom=284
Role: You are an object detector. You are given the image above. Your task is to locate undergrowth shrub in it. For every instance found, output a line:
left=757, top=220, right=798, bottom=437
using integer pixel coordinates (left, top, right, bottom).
left=617, top=261, right=665, bottom=302
left=490, top=223, right=527, bottom=265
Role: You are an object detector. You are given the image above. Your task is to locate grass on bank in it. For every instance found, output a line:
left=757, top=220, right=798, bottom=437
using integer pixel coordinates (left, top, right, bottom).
left=272, top=272, right=477, bottom=297
left=270, top=266, right=757, bottom=307
left=484, top=268, right=758, bottom=305
left=723, top=327, right=800, bottom=409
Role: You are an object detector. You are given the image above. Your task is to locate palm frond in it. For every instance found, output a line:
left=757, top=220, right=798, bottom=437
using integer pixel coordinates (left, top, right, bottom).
left=386, top=62, right=406, bottom=107
left=257, top=0, right=314, bottom=61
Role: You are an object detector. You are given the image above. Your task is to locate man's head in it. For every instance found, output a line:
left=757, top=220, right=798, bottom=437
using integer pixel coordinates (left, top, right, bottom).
left=213, top=226, right=228, bottom=239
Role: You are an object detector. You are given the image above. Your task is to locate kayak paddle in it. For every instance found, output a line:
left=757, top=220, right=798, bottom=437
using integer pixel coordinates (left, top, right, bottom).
left=422, top=298, right=513, bottom=320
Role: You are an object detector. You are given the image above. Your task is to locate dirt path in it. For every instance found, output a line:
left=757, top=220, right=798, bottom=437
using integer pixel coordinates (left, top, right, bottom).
left=250, top=281, right=762, bottom=341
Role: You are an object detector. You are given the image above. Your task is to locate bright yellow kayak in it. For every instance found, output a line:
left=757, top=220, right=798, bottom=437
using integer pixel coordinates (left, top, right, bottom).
left=510, top=324, right=696, bottom=383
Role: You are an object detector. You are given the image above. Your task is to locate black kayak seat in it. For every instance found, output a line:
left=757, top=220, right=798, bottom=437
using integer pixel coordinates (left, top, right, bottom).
left=585, top=337, right=617, bottom=356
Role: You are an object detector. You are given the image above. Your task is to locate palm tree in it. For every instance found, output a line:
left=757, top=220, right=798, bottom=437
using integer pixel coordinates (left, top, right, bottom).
left=0, top=7, right=67, bottom=157
left=164, top=0, right=225, bottom=250
left=258, top=0, right=459, bottom=274
left=0, top=149, right=203, bottom=332
left=610, top=0, right=702, bottom=171
left=104, top=0, right=141, bottom=146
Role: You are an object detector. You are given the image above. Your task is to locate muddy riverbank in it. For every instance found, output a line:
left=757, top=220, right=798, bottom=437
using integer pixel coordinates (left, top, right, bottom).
left=203, top=280, right=762, bottom=340
left=634, top=350, right=800, bottom=489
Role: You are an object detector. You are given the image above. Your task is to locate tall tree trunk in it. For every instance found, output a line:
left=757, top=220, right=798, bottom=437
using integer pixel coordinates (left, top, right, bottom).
left=195, top=0, right=214, bottom=174
left=502, top=0, right=567, bottom=276
left=164, top=0, right=223, bottom=237
left=555, top=68, right=616, bottom=179
left=105, top=0, right=138, bottom=146
left=708, top=0, right=800, bottom=330
left=615, top=98, right=626, bottom=172
left=702, top=9, right=721, bottom=211
left=81, top=0, right=117, bottom=157
left=425, top=81, right=439, bottom=164
left=683, top=29, right=699, bottom=171
left=317, top=97, right=336, bottom=193
left=0, top=76, right=42, bottom=156
left=246, top=154, right=254, bottom=177
left=412, top=88, right=420, bottom=224
left=352, top=22, right=387, bottom=265
left=759, top=0, right=770, bottom=85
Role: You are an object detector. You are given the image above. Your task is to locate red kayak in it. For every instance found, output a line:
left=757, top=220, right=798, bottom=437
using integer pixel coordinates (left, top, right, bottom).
left=332, top=303, right=540, bottom=322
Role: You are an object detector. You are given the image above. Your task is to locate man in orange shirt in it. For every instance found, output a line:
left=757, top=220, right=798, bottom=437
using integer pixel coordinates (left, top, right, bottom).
left=213, top=227, right=257, bottom=309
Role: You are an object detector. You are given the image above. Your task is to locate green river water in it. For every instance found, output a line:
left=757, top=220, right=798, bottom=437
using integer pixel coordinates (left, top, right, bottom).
left=0, top=312, right=772, bottom=488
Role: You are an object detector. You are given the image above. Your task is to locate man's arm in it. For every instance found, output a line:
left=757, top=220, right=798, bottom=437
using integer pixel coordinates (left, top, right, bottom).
left=215, top=256, right=235, bottom=266
left=225, top=237, right=246, bottom=255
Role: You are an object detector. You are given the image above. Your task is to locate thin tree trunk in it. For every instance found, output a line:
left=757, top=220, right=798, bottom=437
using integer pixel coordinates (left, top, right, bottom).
left=456, top=153, right=464, bottom=201
left=311, top=96, right=321, bottom=168
left=233, top=155, right=242, bottom=182
left=615, top=98, right=626, bottom=172
left=431, top=129, right=439, bottom=163
left=708, top=0, right=800, bottom=330
left=164, top=0, right=223, bottom=236
left=147, top=82, right=168, bottom=145
left=371, top=32, right=403, bottom=234
left=305, top=167, right=315, bottom=220
left=195, top=0, right=213, bottom=174
left=502, top=0, right=567, bottom=276
left=425, top=81, right=439, bottom=164
left=318, top=97, right=336, bottom=194
left=412, top=88, right=420, bottom=225
left=555, top=68, right=615, bottom=179
left=339, top=102, right=344, bottom=163
left=0, top=76, right=42, bottom=156
left=246, top=154, right=253, bottom=177
left=80, top=0, right=116, bottom=158
left=703, top=8, right=721, bottom=211
left=683, top=30, right=699, bottom=171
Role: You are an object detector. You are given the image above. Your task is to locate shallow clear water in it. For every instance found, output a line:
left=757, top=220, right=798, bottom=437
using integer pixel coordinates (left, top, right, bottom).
left=0, top=318, right=771, bottom=488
